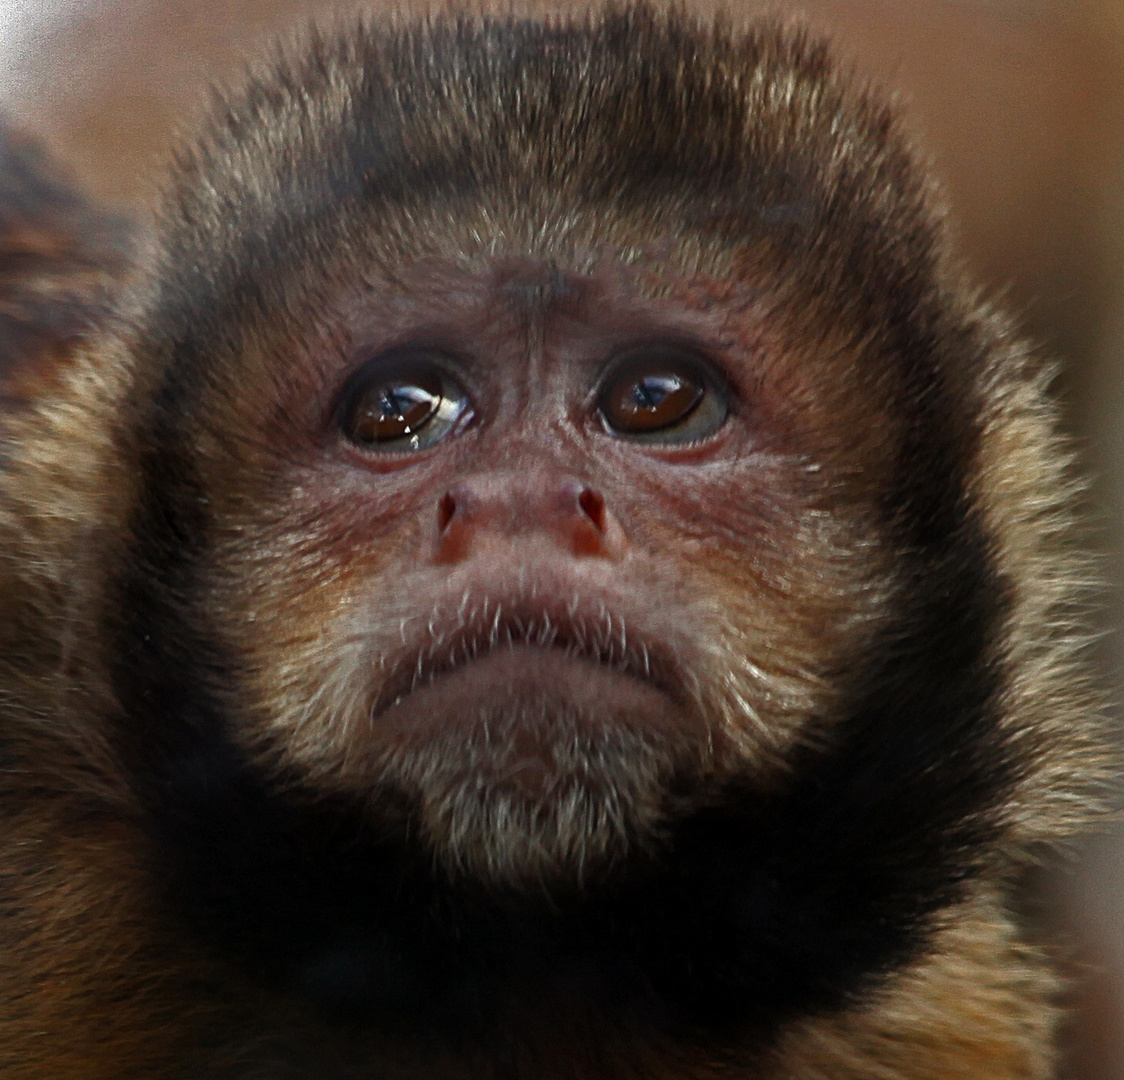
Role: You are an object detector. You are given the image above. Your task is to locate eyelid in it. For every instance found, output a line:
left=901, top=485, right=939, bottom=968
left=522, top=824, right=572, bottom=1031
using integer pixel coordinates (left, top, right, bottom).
left=600, top=339, right=732, bottom=389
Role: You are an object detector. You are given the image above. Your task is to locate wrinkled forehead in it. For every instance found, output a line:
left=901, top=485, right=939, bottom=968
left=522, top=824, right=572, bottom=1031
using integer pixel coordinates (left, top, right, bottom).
left=243, top=179, right=785, bottom=308
left=346, top=206, right=757, bottom=307
left=327, top=249, right=762, bottom=373
left=146, top=189, right=788, bottom=389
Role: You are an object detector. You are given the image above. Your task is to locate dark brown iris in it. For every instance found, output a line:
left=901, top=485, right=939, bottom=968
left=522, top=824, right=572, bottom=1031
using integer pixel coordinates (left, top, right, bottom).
left=338, top=348, right=472, bottom=453
left=601, top=363, right=704, bottom=434
left=348, top=372, right=444, bottom=444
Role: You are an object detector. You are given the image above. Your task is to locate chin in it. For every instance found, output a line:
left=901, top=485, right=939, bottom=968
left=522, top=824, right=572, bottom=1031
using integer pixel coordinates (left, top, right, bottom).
left=373, top=685, right=697, bottom=889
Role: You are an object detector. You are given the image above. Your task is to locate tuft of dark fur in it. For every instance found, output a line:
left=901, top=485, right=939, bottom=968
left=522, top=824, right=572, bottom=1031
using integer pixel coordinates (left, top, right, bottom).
left=0, top=7, right=1109, bottom=1079
left=0, top=123, right=132, bottom=412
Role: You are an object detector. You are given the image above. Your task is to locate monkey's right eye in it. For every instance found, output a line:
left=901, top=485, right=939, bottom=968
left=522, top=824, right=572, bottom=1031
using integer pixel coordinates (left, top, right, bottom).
left=337, top=352, right=471, bottom=452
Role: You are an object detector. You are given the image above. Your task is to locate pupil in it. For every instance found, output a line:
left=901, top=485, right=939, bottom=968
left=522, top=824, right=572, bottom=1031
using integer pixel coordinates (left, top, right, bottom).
left=373, top=379, right=433, bottom=433
left=633, top=375, right=679, bottom=410
left=380, top=385, right=435, bottom=429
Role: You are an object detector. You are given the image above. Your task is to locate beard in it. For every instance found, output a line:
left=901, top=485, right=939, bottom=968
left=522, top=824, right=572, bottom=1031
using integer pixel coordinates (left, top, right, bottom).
left=370, top=688, right=701, bottom=891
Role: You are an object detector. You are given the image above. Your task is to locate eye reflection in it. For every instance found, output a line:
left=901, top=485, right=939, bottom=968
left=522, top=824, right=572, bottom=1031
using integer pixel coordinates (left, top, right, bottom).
left=606, top=370, right=703, bottom=433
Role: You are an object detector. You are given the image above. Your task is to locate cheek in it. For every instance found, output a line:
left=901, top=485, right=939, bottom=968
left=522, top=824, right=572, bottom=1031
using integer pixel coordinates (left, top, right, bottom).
left=623, top=467, right=894, bottom=759
left=699, top=519, right=894, bottom=753
left=202, top=480, right=423, bottom=777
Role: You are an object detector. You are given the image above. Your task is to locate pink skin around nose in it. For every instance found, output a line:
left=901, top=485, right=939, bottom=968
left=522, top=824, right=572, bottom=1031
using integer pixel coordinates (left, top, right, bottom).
left=432, top=473, right=626, bottom=565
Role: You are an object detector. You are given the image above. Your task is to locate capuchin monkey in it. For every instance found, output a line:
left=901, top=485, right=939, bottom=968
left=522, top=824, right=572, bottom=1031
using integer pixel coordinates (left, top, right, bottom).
left=0, top=6, right=1110, bottom=1078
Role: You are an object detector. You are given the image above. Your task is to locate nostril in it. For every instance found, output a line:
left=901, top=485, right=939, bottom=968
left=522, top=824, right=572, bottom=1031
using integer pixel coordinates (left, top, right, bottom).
left=433, top=478, right=621, bottom=563
left=578, top=487, right=606, bottom=533
left=437, top=491, right=458, bottom=533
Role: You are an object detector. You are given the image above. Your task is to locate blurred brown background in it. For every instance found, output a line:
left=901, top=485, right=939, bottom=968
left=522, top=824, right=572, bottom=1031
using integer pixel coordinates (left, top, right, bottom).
left=1, top=1, right=1121, bottom=1076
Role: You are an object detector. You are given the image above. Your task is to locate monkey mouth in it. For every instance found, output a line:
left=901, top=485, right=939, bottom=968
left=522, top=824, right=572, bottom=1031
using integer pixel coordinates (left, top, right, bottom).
left=370, top=600, right=684, bottom=724
left=360, top=596, right=713, bottom=837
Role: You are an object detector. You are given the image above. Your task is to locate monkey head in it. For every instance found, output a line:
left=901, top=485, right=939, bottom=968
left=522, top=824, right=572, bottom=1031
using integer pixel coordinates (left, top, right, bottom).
left=0, top=7, right=1108, bottom=1076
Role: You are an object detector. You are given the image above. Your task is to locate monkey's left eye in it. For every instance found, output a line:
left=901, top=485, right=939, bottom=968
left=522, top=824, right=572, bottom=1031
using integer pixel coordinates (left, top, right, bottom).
left=597, top=347, right=728, bottom=444
left=338, top=351, right=471, bottom=452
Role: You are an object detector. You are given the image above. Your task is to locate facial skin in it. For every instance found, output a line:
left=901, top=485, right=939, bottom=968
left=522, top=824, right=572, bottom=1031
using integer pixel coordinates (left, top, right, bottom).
left=0, top=9, right=1107, bottom=1079
left=186, top=251, right=891, bottom=893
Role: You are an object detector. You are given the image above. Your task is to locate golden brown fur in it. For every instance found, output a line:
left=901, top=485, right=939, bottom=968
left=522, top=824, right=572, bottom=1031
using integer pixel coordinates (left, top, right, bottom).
left=0, top=6, right=1110, bottom=1078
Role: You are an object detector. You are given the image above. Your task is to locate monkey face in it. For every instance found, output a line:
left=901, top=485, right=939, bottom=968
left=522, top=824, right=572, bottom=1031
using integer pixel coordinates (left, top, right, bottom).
left=108, top=192, right=1008, bottom=1033
left=142, top=245, right=894, bottom=891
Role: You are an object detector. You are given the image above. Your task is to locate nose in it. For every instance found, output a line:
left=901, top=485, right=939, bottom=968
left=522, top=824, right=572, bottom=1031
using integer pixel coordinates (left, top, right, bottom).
left=432, top=471, right=625, bottom=564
